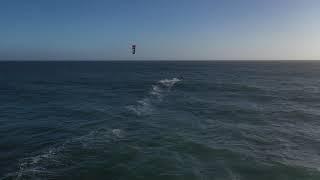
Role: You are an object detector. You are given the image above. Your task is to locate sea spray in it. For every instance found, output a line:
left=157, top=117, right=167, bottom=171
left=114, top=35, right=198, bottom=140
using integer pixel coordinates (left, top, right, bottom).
left=7, top=128, right=125, bottom=180
left=127, top=78, right=181, bottom=116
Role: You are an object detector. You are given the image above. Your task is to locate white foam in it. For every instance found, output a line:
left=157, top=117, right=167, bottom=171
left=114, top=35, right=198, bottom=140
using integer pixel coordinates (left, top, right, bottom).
left=127, top=78, right=181, bottom=116
left=159, top=78, right=181, bottom=88
left=13, top=147, right=60, bottom=180
left=137, top=99, right=150, bottom=106
left=150, top=85, right=162, bottom=97
left=6, top=127, right=128, bottom=180
left=112, top=129, right=123, bottom=138
left=127, top=98, right=154, bottom=116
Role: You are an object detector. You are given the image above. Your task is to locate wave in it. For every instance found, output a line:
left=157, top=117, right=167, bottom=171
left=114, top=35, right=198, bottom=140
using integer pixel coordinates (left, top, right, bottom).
left=5, top=147, right=61, bottom=180
left=127, top=98, right=153, bottom=116
left=4, top=78, right=182, bottom=179
left=3, top=128, right=125, bottom=180
left=127, top=78, right=181, bottom=116
left=158, top=78, right=181, bottom=88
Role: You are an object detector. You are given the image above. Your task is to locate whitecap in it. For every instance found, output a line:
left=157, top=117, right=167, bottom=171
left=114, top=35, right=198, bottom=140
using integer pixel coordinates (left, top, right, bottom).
left=158, top=78, right=181, bottom=88
left=12, top=147, right=61, bottom=180
left=127, top=98, right=153, bottom=116
left=112, top=129, right=123, bottom=138
left=127, top=78, right=181, bottom=116
left=150, top=85, right=163, bottom=98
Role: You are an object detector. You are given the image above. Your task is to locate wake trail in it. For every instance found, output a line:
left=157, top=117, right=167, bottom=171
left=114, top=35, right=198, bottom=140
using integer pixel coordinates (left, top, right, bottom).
left=127, top=78, right=182, bottom=116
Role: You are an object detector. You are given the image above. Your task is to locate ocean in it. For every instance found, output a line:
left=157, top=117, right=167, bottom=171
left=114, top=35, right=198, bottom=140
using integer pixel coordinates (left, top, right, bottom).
left=1, top=61, right=320, bottom=180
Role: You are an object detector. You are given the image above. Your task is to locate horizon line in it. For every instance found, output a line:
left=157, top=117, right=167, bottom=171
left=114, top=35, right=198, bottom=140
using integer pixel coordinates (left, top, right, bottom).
left=0, top=59, right=320, bottom=62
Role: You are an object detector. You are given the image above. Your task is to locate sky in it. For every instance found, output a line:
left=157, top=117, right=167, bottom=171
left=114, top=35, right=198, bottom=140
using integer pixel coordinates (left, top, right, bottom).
left=0, top=0, right=320, bottom=60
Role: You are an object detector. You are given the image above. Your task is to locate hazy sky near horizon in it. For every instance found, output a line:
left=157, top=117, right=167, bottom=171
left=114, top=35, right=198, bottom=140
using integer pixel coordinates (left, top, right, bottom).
left=1, top=0, right=320, bottom=60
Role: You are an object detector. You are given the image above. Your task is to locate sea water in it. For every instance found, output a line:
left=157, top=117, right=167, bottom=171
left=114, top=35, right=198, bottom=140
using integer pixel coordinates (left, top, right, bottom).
left=1, top=61, right=320, bottom=179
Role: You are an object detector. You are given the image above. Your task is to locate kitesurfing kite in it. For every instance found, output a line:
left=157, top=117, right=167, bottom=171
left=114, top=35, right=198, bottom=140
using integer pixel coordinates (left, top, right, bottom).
left=132, top=45, right=136, bottom=55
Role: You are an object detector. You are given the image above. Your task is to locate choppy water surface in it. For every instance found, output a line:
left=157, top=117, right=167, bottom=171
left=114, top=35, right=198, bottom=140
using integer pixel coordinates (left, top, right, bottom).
left=1, top=61, right=320, bottom=180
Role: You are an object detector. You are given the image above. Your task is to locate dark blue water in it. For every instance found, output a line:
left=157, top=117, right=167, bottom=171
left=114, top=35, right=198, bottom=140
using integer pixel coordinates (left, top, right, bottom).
left=1, top=61, right=320, bottom=180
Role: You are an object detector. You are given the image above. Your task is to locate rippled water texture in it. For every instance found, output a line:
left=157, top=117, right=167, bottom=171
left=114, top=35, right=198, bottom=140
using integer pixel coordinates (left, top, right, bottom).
left=1, top=61, right=320, bottom=180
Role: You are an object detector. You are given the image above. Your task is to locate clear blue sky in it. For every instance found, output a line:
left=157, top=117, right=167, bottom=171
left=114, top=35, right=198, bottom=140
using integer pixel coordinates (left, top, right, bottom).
left=1, top=0, right=319, bottom=60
